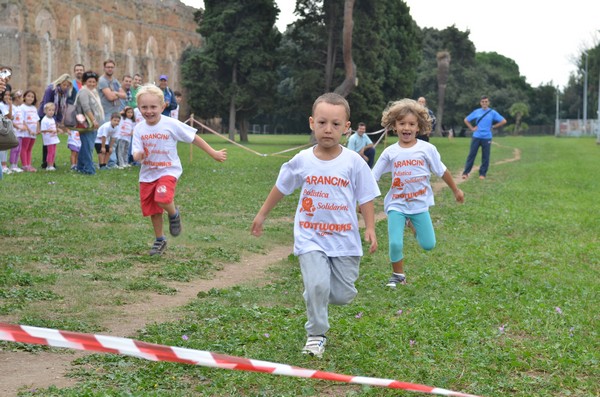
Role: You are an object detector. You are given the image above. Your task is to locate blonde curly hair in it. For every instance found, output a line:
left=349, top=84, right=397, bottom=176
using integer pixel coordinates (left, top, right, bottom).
left=381, top=98, right=431, bottom=136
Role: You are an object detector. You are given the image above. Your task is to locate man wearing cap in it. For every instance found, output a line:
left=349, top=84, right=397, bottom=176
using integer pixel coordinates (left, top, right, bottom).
left=158, top=75, right=178, bottom=117
left=462, top=95, right=506, bottom=180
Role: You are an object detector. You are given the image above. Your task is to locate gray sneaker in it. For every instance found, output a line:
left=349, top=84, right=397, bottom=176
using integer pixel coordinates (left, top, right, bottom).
left=302, top=335, right=326, bottom=358
left=169, top=211, right=181, bottom=237
left=149, top=239, right=167, bottom=256
left=386, top=273, right=406, bottom=288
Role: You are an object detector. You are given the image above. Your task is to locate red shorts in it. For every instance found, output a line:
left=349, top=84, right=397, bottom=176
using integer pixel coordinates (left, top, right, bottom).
left=139, top=176, right=178, bottom=216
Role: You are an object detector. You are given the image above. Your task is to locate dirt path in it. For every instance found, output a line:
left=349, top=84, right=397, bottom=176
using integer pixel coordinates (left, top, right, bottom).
left=0, top=144, right=521, bottom=396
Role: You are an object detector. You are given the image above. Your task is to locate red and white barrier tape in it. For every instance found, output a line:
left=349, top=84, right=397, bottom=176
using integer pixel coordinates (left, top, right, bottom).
left=0, top=322, right=481, bottom=397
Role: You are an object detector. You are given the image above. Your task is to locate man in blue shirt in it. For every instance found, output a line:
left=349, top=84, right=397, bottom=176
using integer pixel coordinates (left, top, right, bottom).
left=462, top=96, right=506, bottom=180
left=347, top=122, right=375, bottom=168
left=158, top=75, right=178, bottom=117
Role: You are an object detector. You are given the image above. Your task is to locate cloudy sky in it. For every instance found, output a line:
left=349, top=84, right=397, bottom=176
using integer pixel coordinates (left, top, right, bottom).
left=181, top=0, right=599, bottom=88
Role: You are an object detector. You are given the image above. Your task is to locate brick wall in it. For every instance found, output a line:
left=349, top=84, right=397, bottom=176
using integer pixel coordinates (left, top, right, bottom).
left=0, top=0, right=201, bottom=97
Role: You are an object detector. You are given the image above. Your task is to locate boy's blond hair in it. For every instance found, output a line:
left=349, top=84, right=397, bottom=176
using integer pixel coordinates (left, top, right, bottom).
left=136, top=84, right=164, bottom=105
left=43, top=102, right=56, bottom=112
left=381, top=98, right=432, bottom=135
left=312, top=92, right=350, bottom=121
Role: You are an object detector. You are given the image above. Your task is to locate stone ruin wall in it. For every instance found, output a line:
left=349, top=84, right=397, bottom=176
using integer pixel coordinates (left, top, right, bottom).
left=0, top=0, right=201, bottom=98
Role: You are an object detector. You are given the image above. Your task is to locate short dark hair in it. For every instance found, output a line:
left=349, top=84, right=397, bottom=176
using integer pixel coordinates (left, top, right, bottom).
left=82, top=70, right=99, bottom=83
left=73, top=64, right=85, bottom=71
left=358, top=122, right=366, bottom=128
left=480, top=95, right=488, bottom=100
left=174, top=91, right=182, bottom=97
left=103, top=59, right=116, bottom=67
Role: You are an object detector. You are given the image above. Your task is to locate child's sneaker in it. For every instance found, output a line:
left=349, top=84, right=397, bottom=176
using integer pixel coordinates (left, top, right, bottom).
left=2, top=166, right=12, bottom=174
left=386, top=273, right=406, bottom=288
left=149, top=239, right=167, bottom=256
left=10, top=165, right=23, bottom=173
left=302, top=335, right=326, bottom=358
left=169, top=210, right=181, bottom=237
left=46, top=166, right=56, bottom=171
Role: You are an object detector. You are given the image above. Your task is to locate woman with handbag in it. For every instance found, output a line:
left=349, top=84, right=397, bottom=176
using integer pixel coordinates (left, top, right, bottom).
left=75, top=71, right=104, bottom=175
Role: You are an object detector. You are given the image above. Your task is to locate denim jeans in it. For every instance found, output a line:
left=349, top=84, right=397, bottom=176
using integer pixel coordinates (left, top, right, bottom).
left=463, top=137, right=492, bottom=176
left=77, top=130, right=98, bottom=174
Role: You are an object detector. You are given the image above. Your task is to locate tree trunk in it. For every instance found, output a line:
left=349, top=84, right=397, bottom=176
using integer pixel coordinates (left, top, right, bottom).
left=333, top=0, right=356, bottom=98
left=239, top=118, right=249, bottom=142
left=435, top=51, right=451, bottom=136
left=228, top=65, right=237, bottom=141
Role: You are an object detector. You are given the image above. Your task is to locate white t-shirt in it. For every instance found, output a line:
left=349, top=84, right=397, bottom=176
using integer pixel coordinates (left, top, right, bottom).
left=21, top=104, right=39, bottom=137
left=67, top=130, right=81, bottom=148
left=132, top=115, right=197, bottom=182
left=276, top=146, right=380, bottom=257
left=12, top=104, right=27, bottom=138
left=40, top=116, right=60, bottom=146
left=117, top=118, right=134, bottom=141
left=372, top=140, right=447, bottom=214
left=134, top=108, right=144, bottom=124
left=96, top=121, right=118, bottom=145
left=170, top=104, right=179, bottom=121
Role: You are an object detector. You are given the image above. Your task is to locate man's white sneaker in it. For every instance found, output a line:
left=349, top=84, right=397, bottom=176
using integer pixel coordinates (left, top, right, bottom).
left=302, top=335, right=326, bottom=358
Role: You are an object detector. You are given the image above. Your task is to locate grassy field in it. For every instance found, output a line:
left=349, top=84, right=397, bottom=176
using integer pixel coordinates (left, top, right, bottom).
left=1, top=134, right=598, bottom=396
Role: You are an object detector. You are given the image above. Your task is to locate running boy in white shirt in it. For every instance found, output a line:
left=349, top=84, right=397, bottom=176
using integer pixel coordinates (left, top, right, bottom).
left=251, top=92, right=380, bottom=358
left=132, top=85, right=227, bottom=256
left=372, top=98, right=464, bottom=287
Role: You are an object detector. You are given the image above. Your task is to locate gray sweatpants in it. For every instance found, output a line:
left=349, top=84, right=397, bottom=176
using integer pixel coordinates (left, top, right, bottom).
left=298, top=251, right=360, bottom=336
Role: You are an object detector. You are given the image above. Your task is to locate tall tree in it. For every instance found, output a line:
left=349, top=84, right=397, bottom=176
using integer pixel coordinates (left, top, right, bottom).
left=333, top=0, right=356, bottom=97
left=181, top=0, right=281, bottom=142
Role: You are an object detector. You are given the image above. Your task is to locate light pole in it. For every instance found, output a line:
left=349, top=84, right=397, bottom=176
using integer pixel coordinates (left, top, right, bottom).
left=555, top=86, right=560, bottom=136
left=597, top=71, right=600, bottom=143
left=583, top=51, right=588, bottom=133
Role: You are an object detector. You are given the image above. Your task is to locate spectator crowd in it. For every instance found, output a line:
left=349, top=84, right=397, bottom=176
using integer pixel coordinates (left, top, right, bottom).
left=0, top=61, right=182, bottom=176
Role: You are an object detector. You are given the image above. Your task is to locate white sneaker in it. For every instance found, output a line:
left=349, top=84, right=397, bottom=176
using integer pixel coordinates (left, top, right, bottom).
left=10, top=165, right=23, bottom=173
left=302, top=335, right=326, bottom=358
left=46, top=166, right=56, bottom=171
left=2, top=167, right=12, bottom=174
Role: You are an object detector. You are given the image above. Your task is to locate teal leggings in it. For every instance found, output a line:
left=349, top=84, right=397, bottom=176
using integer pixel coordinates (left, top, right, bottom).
left=387, top=210, right=436, bottom=262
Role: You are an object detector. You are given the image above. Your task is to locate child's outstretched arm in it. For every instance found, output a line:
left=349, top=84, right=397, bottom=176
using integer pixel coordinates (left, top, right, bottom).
left=192, top=135, right=227, bottom=162
left=251, top=186, right=285, bottom=237
left=441, top=170, right=465, bottom=203
left=359, top=200, right=378, bottom=253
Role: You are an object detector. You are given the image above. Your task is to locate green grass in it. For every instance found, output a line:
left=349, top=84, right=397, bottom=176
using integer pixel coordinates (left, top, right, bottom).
left=1, top=135, right=598, bottom=396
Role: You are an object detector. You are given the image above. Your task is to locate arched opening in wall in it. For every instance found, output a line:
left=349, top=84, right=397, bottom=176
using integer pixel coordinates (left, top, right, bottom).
left=70, top=15, right=89, bottom=67
left=166, top=40, right=179, bottom=88
left=35, top=9, right=57, bottom=86
left=100, top=25, right=114, bottom=62
left=43, top=32, right=52, bottom=84
left=145, top=36, right=158, bottom=84
left=123, top=31, right=138, bottom=77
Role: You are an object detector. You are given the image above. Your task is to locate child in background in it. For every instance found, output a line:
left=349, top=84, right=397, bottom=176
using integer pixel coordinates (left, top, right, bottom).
left=67, top=129, right=81, bottom=170
left=95, top=112, right=120, bottom=169
left=9, top=91, right=24, bottom=172
left=372, top=98, right=464, bottom=287
left=39, top=102, right=62, bottom=171
left=116, top=106, right=135, bottom=168
left=132, top=84, right=227, bottom=256
left=20, top=90, right=39, bottom=172
left=251, top=93, right=380, bottom=358
left=170, top=91, right=182, bottom=120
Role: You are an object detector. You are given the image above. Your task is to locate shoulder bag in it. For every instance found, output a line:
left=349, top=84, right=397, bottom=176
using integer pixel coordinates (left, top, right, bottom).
left=0, top=113, right=18, bottom=150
